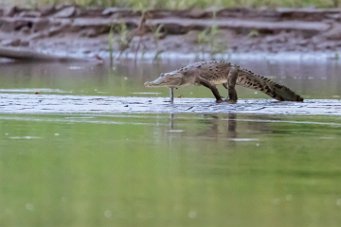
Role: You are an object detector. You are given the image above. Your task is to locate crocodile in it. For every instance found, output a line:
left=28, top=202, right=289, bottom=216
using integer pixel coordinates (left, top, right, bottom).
left=144, top=60, right=304, bottom=103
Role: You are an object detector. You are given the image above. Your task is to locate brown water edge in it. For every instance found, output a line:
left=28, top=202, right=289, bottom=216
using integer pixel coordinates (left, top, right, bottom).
left=1, top=5, right=341, bottom=61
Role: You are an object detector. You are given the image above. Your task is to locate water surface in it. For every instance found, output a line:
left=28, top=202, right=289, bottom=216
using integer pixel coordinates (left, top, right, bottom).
left=0, top=59, right=341, bottom=226
left=0, top=59, right=340, bottom=99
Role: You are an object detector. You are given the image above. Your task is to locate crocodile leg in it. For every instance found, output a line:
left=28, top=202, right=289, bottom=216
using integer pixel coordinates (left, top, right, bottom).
left=226, top=66, right=239, bottom=104
left=169, top=88, right=174, bottom=103
left=198, top=78, right=223, bottom=103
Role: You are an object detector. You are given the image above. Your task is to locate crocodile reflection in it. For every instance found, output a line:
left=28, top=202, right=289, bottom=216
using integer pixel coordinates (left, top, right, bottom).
left=167, top=113, right=275, bottom=141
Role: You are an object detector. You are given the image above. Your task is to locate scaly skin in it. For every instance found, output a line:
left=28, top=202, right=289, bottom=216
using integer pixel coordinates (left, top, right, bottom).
left=144, top=60, right=304, bottom=103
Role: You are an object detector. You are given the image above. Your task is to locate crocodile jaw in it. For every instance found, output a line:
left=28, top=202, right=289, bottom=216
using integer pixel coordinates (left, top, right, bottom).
left=144, top=72, right=183, bottom=88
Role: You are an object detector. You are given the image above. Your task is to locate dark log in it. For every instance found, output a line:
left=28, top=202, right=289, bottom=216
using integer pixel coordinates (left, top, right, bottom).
left=0, top=46, right=87, bottom=62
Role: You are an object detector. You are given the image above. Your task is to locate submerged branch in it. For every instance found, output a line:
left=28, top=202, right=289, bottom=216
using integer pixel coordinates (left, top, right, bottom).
left=0, top=46, right=88, bottom=62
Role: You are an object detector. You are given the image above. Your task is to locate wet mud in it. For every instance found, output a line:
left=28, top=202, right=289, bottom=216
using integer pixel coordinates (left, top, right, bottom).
left=1, top=93, right=340, bottom=116
left=1, top=5, right=341, bottom=60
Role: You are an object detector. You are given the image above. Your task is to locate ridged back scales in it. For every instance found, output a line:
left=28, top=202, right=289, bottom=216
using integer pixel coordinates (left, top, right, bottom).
left=236, top=69, right=303, bottom=101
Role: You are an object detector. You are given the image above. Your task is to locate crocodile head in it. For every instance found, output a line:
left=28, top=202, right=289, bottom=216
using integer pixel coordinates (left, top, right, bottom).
left=144, top=72, right=185, bottom=88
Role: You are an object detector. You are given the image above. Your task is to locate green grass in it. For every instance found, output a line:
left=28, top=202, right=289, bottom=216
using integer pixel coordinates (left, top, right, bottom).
left=3, top=0, right=340, bottom=8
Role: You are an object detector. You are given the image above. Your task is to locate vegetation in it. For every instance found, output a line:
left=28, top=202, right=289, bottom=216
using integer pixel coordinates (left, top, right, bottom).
left=196, top=11, right=226, bottom=58
left=108, top=24, right=115, bottom=64
left=115, top=22, right=129, bottom=58
left=4, top=0, right=340, bottom=8
left=151, top=24, right=165, bottom=61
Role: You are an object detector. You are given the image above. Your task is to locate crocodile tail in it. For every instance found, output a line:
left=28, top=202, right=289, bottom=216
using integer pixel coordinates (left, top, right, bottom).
left=236, top=69, right=304, bottom=102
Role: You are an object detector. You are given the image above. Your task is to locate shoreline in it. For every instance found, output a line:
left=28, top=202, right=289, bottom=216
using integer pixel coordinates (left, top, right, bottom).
left=1, top=5, right=341, bottom=62
left=1, top=50, right=340, bottom=64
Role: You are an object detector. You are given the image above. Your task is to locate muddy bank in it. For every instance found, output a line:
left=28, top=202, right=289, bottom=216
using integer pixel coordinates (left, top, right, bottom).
left=1, top=5, right=341, bottom=60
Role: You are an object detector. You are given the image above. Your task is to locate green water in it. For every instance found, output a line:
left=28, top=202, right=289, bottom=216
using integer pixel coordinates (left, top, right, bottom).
left=1, top=60, right=341, bottom=226
left=1, top=114, right=341, bottom=226
left=0, top=60, right=340, bottom=99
